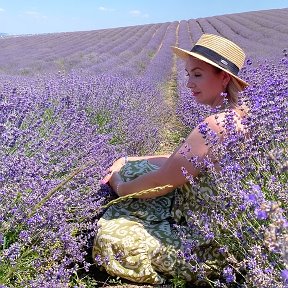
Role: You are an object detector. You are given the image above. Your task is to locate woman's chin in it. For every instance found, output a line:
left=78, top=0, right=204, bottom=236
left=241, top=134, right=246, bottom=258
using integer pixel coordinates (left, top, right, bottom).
left=194, top=97, right=204, bottom=104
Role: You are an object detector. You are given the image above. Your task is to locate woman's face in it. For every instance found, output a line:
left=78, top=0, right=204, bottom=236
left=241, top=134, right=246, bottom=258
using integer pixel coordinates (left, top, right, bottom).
left=185, top=56, right=230, bottom=107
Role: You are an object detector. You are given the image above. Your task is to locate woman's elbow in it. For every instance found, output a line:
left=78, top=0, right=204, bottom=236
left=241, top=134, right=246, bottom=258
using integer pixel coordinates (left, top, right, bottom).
left=154, top=169, right=187, bottom=191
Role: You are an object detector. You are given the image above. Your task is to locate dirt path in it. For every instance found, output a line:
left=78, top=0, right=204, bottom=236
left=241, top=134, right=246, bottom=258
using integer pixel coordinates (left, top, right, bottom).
left=156, top=66, right=188, bottom=155
left=156, top=23, right=188, bottom=155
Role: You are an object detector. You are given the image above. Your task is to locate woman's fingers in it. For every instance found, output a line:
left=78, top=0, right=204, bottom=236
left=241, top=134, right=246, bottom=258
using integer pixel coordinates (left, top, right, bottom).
left=101, top=159, right=123, bottom=185
left=100, top=171, right=113, bottom=184
left=105, top=167, right=112, bottom=174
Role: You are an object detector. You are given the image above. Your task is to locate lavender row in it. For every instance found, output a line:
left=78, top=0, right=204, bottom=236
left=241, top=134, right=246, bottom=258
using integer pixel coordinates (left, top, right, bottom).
left=187, top=19, right=203, bottom=43
left=177, top=20, right=193, bottom=50
left=245, top=11, right=288, bottom=34
left=203, top=16, right=277, bottom=60
left=252, top=8, right=288, bottom=26
left=86, top=23, right=169, bottom=76
left=142, top=21, right=178, bottom=84
left=103, top=23, right=172, bottom=78
left=0, top=25, right=155, bottom=75
left=223, top=13, right=287, bottom=48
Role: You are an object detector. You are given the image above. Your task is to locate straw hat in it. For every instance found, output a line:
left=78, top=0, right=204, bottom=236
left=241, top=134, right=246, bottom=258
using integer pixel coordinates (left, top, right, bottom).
left=172, top=34, right=249, bottom=89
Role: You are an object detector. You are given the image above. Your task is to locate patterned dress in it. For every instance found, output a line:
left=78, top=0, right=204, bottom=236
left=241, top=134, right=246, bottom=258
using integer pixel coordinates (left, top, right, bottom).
left=92, top=160, right=225, bottom=285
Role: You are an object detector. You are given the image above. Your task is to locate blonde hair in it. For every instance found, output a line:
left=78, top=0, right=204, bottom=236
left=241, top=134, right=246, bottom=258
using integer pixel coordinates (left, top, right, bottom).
left=226, top=78, right=242, bottom=108
left=227, top=77, right=249, bottom=116
left=213, top=66, right=244, bottom=110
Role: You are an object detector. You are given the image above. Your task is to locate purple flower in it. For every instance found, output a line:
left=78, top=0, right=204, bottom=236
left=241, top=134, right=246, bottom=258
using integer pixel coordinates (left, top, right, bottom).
left=281, top=269, right=288, bottom=284
left=94, top=255, right=103, bottom=266
left=222, top=266, right=236, bottom=283
left=254, top=208, right=268, bottom=220
left=218, top=246, right=228, bottom=254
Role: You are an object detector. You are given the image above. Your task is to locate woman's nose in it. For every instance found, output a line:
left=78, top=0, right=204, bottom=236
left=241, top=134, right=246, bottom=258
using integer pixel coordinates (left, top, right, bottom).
left=186, top=77, right=195, bottom=88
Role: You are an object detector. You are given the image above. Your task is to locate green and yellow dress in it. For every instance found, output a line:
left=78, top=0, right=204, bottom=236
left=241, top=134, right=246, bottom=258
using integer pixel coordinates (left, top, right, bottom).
left=92, top=160, right=225, bottom=285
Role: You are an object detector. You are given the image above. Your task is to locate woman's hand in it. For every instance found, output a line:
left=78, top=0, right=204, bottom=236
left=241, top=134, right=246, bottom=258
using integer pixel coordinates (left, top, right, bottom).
left=100, top=157, right=127, bottom=185
left=109, top=172, right=123, bottom=196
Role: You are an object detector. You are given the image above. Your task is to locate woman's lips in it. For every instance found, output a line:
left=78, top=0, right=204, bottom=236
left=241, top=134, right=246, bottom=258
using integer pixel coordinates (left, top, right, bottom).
left=192, top=91, right=200, bottom=96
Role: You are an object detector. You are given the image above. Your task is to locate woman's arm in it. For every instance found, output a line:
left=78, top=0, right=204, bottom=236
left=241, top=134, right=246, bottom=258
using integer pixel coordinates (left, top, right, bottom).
left=109, top=120, right=215, bottom=198
left=109, top=114, right=224, bottom=198
left=126, top=155, right=170, bottom=167
left=100, top=154, right=170, bottom=185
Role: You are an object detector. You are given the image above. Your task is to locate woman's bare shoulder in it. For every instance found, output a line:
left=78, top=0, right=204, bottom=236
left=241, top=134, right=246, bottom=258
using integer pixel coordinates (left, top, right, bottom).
left=198, top=113, right=226, bottom=134
left=203, top=109, right=246, bottom=133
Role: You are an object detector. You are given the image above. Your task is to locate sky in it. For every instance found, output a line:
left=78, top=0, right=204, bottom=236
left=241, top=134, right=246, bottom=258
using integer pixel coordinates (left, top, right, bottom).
left=0, top=0, right=288, bottom=35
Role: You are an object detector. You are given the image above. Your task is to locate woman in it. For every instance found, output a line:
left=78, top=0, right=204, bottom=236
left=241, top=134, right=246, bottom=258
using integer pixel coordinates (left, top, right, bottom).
left=93, top=34, right=249, bottom=284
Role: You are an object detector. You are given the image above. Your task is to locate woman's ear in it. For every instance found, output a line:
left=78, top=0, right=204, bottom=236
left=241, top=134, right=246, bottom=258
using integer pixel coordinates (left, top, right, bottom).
left=222, top=71, right=231, bottom=88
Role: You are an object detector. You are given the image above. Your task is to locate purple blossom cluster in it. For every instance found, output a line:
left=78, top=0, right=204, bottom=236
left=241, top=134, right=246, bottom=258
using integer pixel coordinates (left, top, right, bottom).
left=0, top=71, right=167, bottom=286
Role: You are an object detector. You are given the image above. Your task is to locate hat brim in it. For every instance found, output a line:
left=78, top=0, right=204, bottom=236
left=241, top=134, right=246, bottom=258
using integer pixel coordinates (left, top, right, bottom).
left=171, top=46, right=249, bottom=90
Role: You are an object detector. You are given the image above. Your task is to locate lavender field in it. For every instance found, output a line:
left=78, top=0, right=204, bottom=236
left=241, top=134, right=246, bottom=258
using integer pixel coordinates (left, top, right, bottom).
left=0, top=8, right=287, bottom=288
